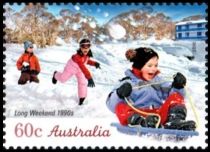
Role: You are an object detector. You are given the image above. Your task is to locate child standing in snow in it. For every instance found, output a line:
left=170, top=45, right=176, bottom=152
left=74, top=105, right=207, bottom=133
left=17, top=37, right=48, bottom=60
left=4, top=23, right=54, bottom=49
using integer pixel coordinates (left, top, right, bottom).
left=16, top=41, right=41, bottom=85
left=52, top=39, right=101, bottom=105
left=106, top=47, right=196, bottom=131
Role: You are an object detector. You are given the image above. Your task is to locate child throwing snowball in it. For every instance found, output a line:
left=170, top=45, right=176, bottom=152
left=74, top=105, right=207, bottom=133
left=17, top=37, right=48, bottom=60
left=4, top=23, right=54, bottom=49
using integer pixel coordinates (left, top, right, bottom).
left=52, top=38, right=101, bottom=105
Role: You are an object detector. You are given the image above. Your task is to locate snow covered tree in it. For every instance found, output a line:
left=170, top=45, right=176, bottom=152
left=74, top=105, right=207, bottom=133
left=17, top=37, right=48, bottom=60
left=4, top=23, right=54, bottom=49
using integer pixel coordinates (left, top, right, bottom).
left=4, top=3, right=59, bottom=47
left=19, top=3, right=59, bottom=47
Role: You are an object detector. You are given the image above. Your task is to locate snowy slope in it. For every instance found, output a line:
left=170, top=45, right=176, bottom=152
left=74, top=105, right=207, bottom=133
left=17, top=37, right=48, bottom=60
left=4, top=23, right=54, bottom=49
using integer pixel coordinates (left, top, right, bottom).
left=4, top=40, right=207, bottom=145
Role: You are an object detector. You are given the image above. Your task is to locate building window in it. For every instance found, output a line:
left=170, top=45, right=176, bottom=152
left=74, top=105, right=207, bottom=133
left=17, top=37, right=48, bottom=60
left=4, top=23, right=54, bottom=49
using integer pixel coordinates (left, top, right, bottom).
left=178, top=26, right=182, bottom=30
left=185, top=32, right=189, bottom=37
left=197, top=32, right=202, bottom=36
left=178, top=33, right=182, bottom=38
left=197, top=23, right=202, bottom=28
left=185, top=25, right=189, bottom=30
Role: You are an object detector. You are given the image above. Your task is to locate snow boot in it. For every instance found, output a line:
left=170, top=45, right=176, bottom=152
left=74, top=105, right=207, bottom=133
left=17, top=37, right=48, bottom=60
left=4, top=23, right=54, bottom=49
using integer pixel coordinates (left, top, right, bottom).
left=164, top=105, right=196, bottom=131
left=30, top=75, right=39, bottom=83
left=145, top=115, right=161, bottom=128
left=79, top=98, right=85, bottom=106
left=127, top=113, right=147, bottom=127
left=52, top=71, right=57, bottom=84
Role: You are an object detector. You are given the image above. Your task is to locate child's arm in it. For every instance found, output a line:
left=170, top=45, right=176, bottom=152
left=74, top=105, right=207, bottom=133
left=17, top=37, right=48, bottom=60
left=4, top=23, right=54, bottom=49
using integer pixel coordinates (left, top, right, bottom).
left=35, top=56, right=41, bottom=73
left=106, top=90, right=122, bottom=113
left=16, top=55, right=24, bottom=70
left=87, top=58, right=101, bottom=69
left=29, top=56, right=40, bottom=75
left=155, top=75, right=185, bottom=100
left=160, top=81, right=185, bottom=99
left=106, top=82, right=132, bottom=113
left=87, top=59, right=96, bottom=66
left=169, top=87, right=185, bottom=97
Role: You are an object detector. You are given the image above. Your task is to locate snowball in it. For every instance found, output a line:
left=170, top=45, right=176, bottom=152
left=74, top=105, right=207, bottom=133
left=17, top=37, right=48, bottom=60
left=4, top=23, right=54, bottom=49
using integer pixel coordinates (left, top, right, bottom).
left=89, top=21, right=96, bottom=28
left=103, top=12, right=109, bottom=17
left=74, top=5, right=80, bottom=11
left=108, top=24, right=126, bottom=40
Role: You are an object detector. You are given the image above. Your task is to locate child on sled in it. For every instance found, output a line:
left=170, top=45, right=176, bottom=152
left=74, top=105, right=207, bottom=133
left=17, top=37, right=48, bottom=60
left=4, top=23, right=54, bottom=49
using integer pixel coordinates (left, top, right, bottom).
left=52, top=38, right=101, bottom=105
left=106, top=47, right=196, bottom=131
left=16, top=41, right=41, bottom=85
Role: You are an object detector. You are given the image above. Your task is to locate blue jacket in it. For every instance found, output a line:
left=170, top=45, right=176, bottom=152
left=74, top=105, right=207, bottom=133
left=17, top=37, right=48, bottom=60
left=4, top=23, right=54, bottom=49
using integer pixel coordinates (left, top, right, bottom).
left=106, top=69, right=185, bottom=113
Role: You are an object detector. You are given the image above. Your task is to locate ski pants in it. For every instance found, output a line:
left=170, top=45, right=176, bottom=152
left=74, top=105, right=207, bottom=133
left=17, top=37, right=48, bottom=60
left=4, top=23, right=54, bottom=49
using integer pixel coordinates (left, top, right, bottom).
left=18, top=72, right=39, bottom=84
left=115, top=92, right=185, bottom=126
left=55, top=59, right=88, bottom=98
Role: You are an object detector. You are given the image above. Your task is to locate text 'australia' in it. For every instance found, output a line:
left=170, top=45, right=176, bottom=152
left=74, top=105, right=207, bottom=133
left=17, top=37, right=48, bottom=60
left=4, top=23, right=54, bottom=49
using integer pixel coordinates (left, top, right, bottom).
left=47, top=125, right=111, bottom=137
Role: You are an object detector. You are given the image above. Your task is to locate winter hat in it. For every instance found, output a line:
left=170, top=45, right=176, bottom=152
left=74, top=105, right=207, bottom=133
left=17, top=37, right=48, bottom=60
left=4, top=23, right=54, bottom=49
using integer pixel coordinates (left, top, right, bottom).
left=24, top=41, right=33, bottom=50
left=77, top=38, right=93, bottom=57
left=79, top=38, right=91, bottom=46
left=126, top=47, right=159, bottom=70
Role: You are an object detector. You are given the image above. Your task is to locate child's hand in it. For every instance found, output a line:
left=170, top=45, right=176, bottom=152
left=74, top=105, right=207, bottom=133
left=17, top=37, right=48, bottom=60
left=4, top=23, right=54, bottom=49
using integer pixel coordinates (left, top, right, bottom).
left=116, top=82, right=132, bottom=99
left=88, top=78, right=95, bottom=87
left=95, top=62, right=101, bottom=69
left=172, top=72, right=186, bottom=89
left=23, top=61, right=29, bottom=67
left=21, top=65, right=30, bottom=73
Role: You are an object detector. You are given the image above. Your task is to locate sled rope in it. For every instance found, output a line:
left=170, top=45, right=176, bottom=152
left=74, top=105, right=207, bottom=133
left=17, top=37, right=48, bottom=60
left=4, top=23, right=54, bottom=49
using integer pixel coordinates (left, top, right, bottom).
left=125, top=79, right=169, bottom=128
left=125, top=77, right=200, bottom=130
left=162, top=76, right=200, bottom=130
left=184, top=86, right=200, bottom=129
left=132, top=80, right=170, bottom=90
left=164, top=76, right=200, bottom=129
left=124, top=97, right=161, bottom=129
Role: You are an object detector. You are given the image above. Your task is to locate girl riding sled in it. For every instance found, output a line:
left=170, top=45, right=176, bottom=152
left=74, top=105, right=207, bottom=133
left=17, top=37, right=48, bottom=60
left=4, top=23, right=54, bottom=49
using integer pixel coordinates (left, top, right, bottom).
left=52, top=38, right=101, bottom=105
left=106, top=47, right=196, bottom=131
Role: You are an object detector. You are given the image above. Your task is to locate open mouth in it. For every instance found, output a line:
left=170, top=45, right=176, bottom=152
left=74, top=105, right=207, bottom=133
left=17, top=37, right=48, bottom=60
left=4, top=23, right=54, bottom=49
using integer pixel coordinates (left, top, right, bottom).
left=148, top=73, right=155, bottom=77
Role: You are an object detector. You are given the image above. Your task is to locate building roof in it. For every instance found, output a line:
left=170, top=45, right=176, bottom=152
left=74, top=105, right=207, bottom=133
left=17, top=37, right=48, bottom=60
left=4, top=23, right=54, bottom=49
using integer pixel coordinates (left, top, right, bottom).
left=176, top=19, right=207, bottom=26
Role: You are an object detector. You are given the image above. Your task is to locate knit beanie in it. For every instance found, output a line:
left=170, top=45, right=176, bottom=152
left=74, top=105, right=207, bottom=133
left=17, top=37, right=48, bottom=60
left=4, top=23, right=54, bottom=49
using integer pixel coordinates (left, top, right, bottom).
left=79, top=38, right=91, bottom=45
left=126, top=47, right=159, bottom=70
left=24, top=41, right=33, bottom=50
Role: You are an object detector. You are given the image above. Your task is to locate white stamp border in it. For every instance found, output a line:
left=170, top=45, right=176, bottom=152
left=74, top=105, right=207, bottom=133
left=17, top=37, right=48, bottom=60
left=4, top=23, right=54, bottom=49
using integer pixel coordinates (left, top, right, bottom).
left=3, top=1, right=208, bottom=150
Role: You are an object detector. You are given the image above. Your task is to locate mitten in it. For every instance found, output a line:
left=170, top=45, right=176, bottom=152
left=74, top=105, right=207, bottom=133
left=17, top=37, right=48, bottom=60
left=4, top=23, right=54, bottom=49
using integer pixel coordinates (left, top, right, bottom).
left=116, top=82, right=132, bottom=99
left=172, top=72, right=187, bottom=89
left=95, top=62, right=101, bottom=69
left=88, top=78, right=95, bottom=87
left=21, top=65, right=30, bottom=73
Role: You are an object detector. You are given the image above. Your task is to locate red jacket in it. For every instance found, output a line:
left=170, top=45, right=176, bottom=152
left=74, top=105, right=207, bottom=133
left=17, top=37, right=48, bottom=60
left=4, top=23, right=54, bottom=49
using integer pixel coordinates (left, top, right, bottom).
left=16, top=52, right=41, bottom=72
left=72, top=53, right=97, bottom=80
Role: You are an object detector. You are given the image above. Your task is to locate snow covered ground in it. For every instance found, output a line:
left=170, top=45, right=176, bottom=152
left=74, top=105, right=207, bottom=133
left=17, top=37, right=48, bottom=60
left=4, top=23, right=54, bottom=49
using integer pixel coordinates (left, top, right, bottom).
left=3, top=39, right=207, bottom=147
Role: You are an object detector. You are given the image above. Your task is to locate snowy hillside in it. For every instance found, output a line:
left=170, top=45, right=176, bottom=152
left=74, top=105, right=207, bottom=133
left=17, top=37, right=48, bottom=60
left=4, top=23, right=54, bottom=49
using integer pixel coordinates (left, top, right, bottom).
left=4, top=40, right=207, bottom=145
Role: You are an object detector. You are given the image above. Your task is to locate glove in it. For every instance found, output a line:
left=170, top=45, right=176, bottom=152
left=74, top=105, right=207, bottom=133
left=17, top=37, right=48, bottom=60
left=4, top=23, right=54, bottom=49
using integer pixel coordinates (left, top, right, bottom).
left=116, top=82, right=132, bottom=99
left=21, top=65, right=30, bottom=73
left=88, top=78, right=95, bottom=87
left=95, top=62, right=101, bottom=69
left=172, top=72, right=186, bottom=89
left=31, top=70, right=39, bottom=75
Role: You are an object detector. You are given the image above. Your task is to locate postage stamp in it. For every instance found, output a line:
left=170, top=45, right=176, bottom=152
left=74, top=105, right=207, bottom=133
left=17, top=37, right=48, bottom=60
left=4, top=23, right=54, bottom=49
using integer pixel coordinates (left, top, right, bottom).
left=3, top=2, right=208, bottom=149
